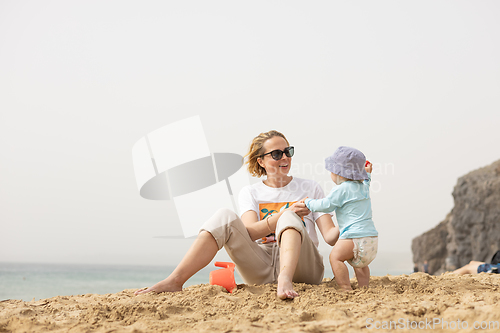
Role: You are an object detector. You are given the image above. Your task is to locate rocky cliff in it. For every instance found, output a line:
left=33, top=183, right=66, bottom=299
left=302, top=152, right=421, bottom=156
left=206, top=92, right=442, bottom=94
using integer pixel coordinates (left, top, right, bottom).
left=412, top=159, right=500, bottom=274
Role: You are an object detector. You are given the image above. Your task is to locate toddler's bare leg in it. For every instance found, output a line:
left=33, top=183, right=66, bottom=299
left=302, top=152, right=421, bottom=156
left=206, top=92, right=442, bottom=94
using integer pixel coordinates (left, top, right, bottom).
left=353, top=266, right=370, bottom=288
left=329, top=239, right=354, bottom=291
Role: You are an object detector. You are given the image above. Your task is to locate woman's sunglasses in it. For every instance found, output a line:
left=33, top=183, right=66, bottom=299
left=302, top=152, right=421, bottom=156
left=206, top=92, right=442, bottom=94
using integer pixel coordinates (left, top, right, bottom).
left=260, top=146, right=294, bottom=160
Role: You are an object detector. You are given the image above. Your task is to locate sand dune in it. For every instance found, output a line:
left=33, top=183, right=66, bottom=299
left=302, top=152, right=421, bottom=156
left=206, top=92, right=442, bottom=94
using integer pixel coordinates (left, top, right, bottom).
left=1, top=273, right=499, bottom=332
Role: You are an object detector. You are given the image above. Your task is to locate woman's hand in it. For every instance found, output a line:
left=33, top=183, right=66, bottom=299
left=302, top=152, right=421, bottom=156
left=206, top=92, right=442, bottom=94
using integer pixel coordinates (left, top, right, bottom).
left=287, top=200, right=310, bottom=219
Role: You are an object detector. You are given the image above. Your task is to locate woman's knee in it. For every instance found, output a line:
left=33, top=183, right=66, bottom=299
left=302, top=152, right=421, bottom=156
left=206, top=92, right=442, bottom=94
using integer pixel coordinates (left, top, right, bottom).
left=201, top=208, right=242, bottom=249
left=201, top=208, right=240, bottom=234
left=280, top=210, right=298, bottom=220
left=207, top=208, right=240, bottom=228
left=277, top=210, right=302, bottom=229
left=213, top=208, right=239, bottom=221
left=277, top=213, right=305, bottom=245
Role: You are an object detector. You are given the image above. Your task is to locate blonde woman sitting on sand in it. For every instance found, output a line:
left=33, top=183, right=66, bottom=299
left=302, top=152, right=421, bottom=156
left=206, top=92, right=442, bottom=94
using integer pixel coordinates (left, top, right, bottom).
left=135, top=130, right=339, bottom=299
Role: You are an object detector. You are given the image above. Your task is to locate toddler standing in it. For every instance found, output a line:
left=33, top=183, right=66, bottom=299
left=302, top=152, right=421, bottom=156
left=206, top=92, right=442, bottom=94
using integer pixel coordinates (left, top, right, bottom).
left=304, top=146, right=378, bottom=291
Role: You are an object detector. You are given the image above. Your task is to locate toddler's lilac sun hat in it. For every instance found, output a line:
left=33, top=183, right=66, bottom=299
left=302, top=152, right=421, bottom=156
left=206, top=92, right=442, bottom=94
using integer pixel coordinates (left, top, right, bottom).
left=325, top=146, right=368, bottom=180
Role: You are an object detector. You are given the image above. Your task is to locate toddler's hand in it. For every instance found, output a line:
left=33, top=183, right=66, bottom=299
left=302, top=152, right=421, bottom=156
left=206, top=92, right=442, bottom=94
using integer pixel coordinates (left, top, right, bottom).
left=365, top=161, right=372, bottom=173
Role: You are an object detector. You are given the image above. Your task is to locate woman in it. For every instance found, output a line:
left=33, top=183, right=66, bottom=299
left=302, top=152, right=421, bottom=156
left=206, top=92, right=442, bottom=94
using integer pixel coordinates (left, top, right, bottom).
left=135, top=130, right=339, bottom=299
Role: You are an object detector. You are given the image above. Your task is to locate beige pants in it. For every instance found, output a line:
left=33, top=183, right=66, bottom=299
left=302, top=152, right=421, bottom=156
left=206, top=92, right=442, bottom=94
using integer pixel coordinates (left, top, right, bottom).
left=200, top=208, right=324, bottom=285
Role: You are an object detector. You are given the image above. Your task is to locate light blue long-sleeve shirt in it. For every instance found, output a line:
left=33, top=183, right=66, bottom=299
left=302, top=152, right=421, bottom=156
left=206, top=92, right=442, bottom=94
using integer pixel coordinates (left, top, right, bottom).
left=305, top=173, right=378, bottom=239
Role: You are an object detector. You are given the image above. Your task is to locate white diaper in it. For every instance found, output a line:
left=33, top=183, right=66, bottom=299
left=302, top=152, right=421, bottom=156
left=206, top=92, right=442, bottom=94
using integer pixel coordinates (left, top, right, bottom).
left=347, top=236, right=378, bottom=268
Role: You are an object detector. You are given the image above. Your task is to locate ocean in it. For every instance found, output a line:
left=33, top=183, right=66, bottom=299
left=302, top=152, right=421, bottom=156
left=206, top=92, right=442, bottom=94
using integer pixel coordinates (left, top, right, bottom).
left=0, top=262, right=234, bottom=302
left=0, top=262, right=407, bottom=302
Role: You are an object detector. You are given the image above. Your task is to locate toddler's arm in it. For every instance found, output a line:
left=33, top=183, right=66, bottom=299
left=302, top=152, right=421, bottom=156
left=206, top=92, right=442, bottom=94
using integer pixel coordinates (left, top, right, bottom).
left=305, top=196, right=337, bottom=213
left=364, top=161, right=372, bottom=185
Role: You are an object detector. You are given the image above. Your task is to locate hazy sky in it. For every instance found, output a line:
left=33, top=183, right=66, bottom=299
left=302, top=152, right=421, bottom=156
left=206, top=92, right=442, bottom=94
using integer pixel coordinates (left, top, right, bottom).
left=1, top=1, right=499, bottom=273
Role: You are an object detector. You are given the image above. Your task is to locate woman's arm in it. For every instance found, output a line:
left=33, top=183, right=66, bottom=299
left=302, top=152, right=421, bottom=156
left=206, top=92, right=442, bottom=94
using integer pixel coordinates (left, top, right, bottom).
left=240, top=210, right=267, bottom=241
left=315, top=214, right=339, bottom=246
left=241, top=201, right=311, bottom=241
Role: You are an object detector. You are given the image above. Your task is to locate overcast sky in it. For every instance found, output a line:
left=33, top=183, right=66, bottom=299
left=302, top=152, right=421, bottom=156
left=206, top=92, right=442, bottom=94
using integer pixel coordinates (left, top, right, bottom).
left=1, top=1, right=499, bottom=273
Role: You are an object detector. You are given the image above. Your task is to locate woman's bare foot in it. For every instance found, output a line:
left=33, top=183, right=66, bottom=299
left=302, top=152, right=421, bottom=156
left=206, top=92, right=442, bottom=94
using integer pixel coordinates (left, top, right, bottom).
left=277, top=274, right=298, bottom=299
left=134, top=277, right=183, bottom=295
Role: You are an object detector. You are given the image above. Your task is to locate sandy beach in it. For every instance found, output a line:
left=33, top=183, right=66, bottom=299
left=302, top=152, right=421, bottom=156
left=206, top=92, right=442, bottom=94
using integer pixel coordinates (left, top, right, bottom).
left=1, top=273, right=499, bottom=332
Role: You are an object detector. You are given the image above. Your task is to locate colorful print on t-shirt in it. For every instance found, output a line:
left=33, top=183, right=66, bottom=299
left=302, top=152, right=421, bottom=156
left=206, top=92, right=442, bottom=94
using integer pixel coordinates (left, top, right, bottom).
left=259, top=202, right=293, bottom=220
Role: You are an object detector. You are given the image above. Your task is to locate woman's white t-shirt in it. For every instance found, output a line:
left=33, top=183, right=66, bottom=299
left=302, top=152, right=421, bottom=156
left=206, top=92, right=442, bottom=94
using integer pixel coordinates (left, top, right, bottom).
left=238, top=177, right=328, bottom=248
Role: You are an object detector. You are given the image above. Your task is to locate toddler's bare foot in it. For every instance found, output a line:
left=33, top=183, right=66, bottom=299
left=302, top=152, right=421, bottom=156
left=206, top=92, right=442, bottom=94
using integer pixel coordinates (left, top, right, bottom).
left=338, top=287, right=354, bottom=293
left=277, top=274, right=299, bottom=299
left=134, top=278, right=183, bottom=295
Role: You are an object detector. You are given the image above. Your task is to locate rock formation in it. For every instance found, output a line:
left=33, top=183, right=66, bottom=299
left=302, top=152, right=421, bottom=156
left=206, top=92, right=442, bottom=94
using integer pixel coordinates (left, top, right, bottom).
left=412, top=159, right=500, bottom=274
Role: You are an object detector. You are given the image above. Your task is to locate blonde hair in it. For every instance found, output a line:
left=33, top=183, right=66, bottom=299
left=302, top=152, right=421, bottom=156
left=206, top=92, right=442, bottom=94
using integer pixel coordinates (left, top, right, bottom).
left=245, top=130, right=289, bottom=177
